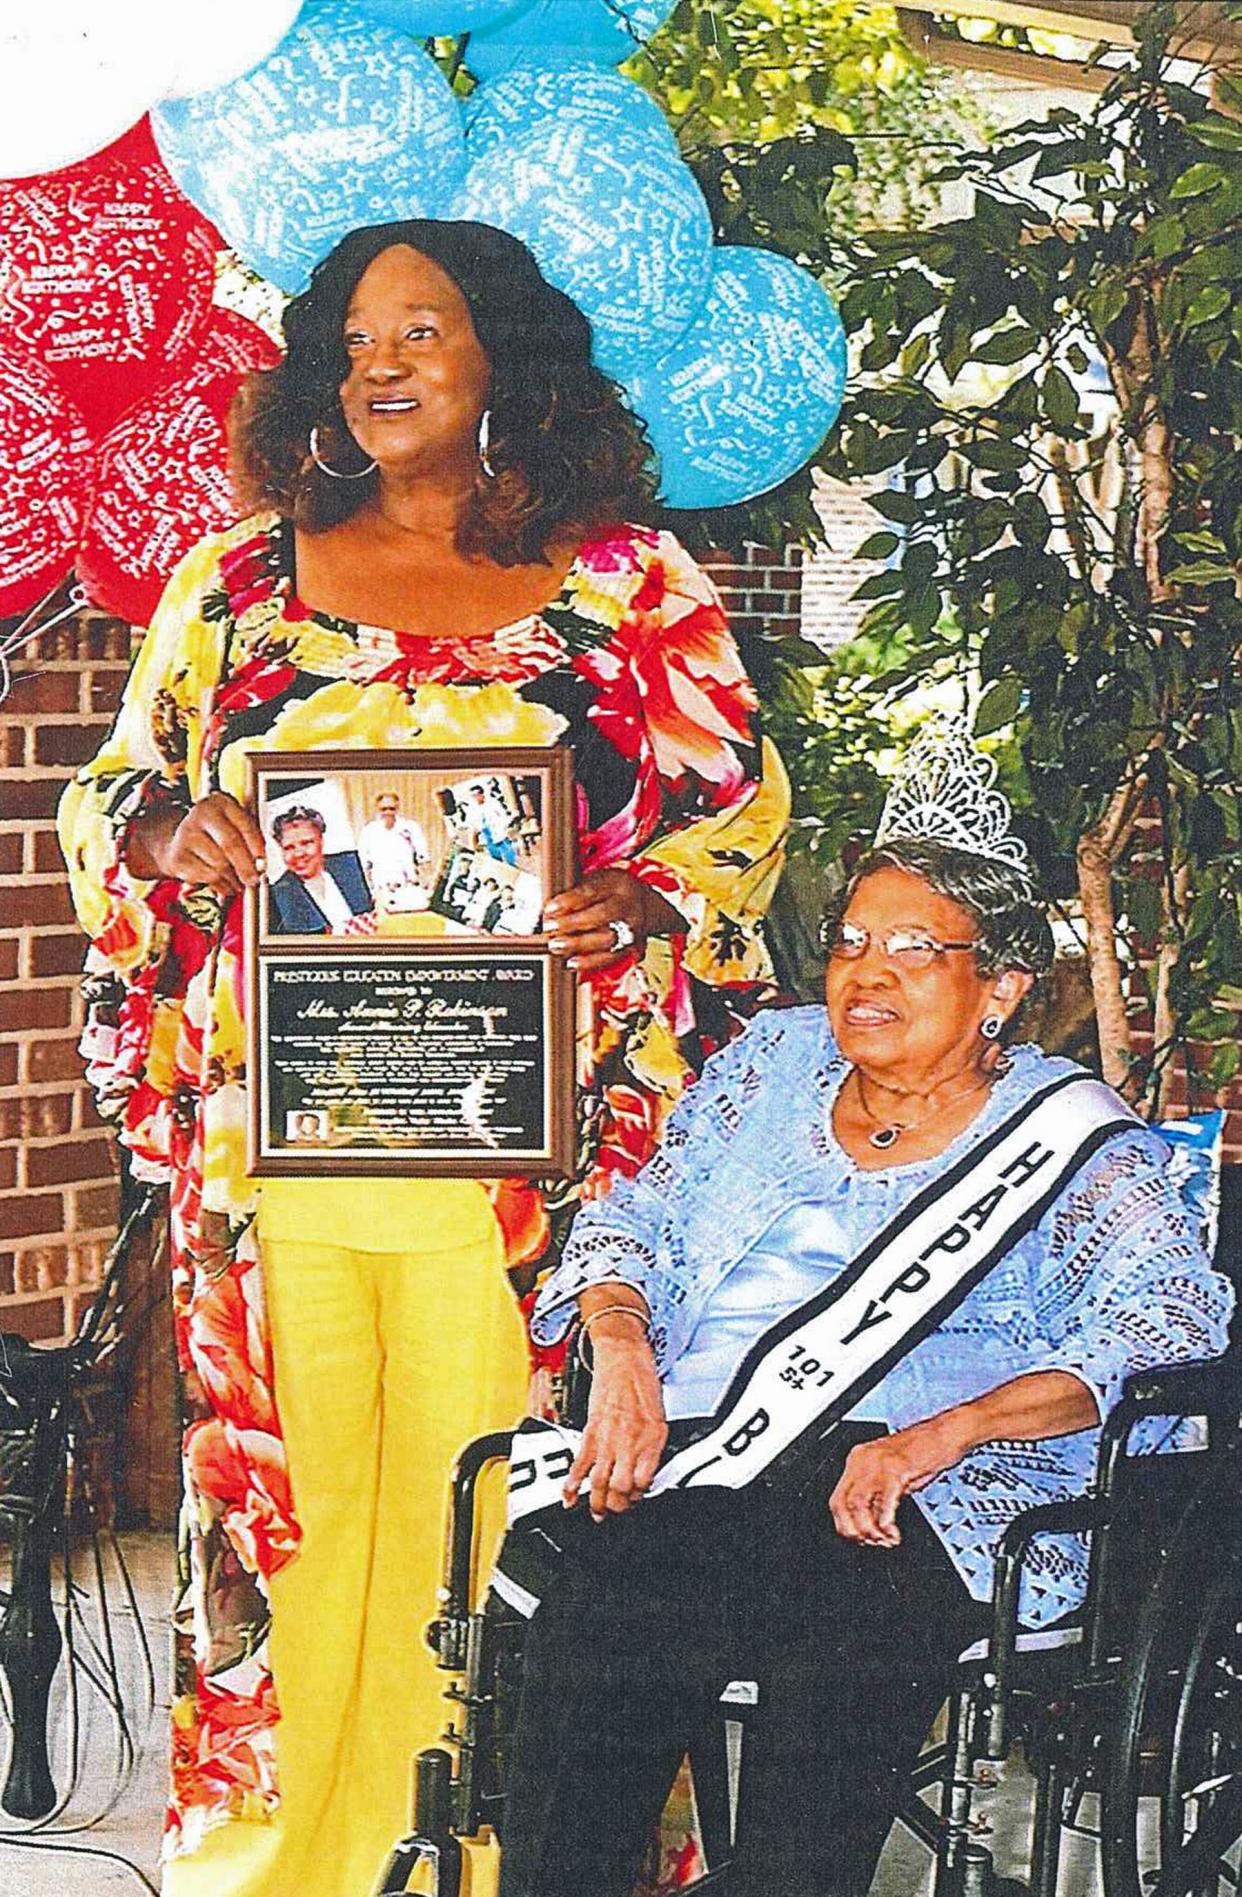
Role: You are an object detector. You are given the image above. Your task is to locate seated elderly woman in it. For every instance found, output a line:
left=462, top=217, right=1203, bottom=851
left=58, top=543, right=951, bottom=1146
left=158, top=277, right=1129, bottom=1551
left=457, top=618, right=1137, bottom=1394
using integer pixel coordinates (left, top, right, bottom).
left=494, top=724, right=1233, bottom=1897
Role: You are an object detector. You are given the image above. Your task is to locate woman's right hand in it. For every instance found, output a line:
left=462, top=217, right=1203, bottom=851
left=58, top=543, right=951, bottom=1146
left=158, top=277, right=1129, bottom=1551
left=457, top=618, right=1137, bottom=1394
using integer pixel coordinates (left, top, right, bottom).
left=563, top=1330, right=668, bottom=1521
left=126, top=792, right=266, bottom=894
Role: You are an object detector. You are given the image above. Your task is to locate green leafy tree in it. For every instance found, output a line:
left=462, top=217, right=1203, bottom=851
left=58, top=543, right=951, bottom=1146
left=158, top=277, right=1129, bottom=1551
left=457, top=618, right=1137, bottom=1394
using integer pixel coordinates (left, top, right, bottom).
left=806, top=1, right=1242, bottom=1112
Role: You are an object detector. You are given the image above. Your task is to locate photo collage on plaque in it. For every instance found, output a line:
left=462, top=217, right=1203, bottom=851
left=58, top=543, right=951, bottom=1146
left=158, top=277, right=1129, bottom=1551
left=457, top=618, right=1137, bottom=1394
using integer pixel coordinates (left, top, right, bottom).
left=257, top=762, right=547, bottom=944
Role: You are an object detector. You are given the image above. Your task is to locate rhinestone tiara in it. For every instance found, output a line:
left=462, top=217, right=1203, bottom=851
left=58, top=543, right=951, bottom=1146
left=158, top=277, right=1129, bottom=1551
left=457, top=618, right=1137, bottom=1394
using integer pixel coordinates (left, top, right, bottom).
left=874, top=717, right=1034, bottom=883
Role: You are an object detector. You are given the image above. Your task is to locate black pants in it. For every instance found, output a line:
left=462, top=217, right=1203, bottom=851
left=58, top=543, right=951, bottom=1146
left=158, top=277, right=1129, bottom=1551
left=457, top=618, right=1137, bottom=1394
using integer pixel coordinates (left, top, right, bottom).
left=498, top=1462, right=985, bottom=1897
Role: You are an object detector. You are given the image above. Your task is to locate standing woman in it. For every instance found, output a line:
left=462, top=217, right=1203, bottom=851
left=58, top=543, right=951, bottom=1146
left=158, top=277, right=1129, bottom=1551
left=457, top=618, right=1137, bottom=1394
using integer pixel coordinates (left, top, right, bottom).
left=58, top=220, right=788, bottom=1897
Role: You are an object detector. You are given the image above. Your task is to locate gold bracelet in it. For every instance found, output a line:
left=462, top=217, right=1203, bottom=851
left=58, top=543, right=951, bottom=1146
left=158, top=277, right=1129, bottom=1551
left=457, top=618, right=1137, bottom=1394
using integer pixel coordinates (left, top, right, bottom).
left=576, top=1302, right=650, bottom=1372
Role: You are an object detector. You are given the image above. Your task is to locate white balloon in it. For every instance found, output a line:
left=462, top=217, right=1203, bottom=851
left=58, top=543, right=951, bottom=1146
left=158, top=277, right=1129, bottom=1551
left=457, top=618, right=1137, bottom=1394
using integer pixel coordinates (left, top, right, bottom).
left=0, top=5, right=174, bottom=177
left=160, top=0, right=304, bottom=98
left=0, top=0, right=304, bottom=177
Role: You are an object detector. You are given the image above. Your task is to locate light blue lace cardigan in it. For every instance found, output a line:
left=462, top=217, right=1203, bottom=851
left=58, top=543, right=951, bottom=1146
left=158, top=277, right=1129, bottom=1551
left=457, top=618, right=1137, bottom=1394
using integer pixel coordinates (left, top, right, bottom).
left=535, top=1007, right=1234, bottom=1627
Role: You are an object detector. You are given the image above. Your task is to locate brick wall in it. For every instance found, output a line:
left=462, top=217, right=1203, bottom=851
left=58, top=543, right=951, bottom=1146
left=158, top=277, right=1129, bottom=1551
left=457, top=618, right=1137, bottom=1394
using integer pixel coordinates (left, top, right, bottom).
left=0, top=606, right=133, bottom=1344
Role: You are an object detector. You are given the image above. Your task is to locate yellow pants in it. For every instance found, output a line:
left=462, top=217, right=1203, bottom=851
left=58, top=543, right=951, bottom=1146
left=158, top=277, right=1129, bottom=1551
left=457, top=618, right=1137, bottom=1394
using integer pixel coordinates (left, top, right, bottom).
left=164, top=1180, right=529, bottom=1897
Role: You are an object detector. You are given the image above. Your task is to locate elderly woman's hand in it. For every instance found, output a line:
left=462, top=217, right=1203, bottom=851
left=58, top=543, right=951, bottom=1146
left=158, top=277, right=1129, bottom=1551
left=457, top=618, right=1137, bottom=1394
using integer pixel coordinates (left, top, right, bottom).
left=545, top=870, right=683, bottom=973
left=563, top=1326, right=668, bottom=1520
left=126, top=792, right=266, bottom=895
left=830, top=1415, right=968, bottom=1549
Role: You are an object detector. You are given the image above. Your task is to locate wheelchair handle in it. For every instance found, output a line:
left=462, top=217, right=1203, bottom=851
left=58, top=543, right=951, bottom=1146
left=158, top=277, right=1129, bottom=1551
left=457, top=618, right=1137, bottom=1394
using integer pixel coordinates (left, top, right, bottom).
left=428, top=1430, right=516, bottom=1670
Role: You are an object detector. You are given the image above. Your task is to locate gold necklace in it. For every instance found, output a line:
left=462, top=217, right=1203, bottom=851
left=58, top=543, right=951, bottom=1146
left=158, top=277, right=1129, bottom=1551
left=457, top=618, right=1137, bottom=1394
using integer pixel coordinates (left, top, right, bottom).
left=852, top=1066, right=998, bottom=1151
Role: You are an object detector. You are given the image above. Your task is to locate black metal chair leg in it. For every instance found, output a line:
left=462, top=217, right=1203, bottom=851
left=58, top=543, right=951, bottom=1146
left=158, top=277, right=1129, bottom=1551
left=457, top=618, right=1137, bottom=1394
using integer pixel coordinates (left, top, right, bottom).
left=0, top=1509, right=64, bottom=1818
left=1029, top=1761, right=1064, bottom=1897
left=935, top=1689, right=988, bottom=1897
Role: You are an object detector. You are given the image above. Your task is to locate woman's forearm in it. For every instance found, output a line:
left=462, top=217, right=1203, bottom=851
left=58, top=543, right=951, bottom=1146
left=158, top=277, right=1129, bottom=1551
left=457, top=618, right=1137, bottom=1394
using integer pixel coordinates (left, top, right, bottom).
left=934, top=1369, right=1100, bottom=1463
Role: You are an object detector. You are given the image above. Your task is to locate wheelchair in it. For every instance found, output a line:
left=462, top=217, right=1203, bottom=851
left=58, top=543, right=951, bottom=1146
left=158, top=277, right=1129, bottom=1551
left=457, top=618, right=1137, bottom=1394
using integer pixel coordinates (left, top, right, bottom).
left=378, top=1168, right=1242, bottom=1897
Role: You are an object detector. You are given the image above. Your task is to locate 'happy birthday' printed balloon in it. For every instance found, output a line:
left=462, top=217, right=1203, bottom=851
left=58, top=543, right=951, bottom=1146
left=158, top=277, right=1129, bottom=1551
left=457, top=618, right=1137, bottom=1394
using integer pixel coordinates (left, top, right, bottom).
left=77, top=322, right=278, bottom=627
left=152, top=0, right=468, bottom=295
left=465, top=64, right=674, bottom=163
left=626, top=247, right=847, bottom=509
left=0, top=121, right=219, bottom=439
left=0, top=353, right=93, bottom=616
left=355, top=0, right=532, bottom=31
left=466, top=0, right=676, bottom=79
left=461, top=108, right=712, bottom=376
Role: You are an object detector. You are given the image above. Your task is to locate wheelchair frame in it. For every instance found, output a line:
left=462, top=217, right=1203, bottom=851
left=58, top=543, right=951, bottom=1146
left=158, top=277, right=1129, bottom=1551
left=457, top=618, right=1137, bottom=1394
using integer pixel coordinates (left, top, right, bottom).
left=378, top=1178, right=1242, bottom=1897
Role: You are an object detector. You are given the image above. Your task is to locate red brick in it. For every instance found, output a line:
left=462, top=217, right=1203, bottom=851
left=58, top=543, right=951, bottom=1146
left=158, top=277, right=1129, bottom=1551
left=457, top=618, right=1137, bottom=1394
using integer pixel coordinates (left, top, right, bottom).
left=25, top=1135, right=113, bottom=1189
left=0, top=1192, right=65, bottom=1241
left=16, top=671, right=81, bottom=715
left=0, top=1295, right=67, bottom=1342
left=3, top=881, right=75, bottom=927
left=0, top=1149, right=14, bottom=1190
left=71, top=1181, right=120, bottom=1232
left=0, top=833, right=21, bottom=876
left=29, top=932, right=87, bottom=979
left=0, top=1253, right=13, bottom=1296
left=88, top=669, right=132, bottom=716
left=0, top=1094, right=74, bottom=1141
left=33, top=721, right=109, bottom=768
left=33, top=829, right=66, bottom=874
left=76, top=1087, right=104, bottom=1131
left=0, top=728, right=28, bottom=769
left=0, top=939, right=17, bottom=982
left=0, top=984, right=73, bottom=1034
left=0, top=779, right=64, bottom=822
left=26, top=1037, right=83, bottom=1083
left=0, top=1045, right=16, bottom=1086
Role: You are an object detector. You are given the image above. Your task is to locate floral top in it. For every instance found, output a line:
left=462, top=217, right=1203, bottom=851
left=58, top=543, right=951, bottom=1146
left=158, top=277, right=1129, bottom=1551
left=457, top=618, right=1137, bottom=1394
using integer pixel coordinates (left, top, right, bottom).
left=541, top=1007, right=1234, bottom=1627
left=57, top=513, right=789, bottom=1850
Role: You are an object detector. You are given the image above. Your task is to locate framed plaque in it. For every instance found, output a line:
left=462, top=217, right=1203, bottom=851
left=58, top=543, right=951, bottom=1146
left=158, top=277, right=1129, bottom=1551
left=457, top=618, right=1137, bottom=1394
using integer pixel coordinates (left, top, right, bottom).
left=245, top=747, right=576, bottom=1177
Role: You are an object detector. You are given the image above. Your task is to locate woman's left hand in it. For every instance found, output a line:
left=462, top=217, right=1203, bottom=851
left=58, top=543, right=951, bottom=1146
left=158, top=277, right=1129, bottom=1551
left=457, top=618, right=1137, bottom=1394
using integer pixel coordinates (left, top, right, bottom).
left=830, top=1416, right=967, bottom=1550
left=545, top=869, right=683, bottom=973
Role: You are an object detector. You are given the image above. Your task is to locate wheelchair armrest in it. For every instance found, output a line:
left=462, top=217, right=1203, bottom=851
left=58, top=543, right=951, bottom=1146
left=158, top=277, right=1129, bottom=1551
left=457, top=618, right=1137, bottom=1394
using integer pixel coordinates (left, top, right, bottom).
left=979, top=1499, right=1098, bottom=1761
left=1094, top=1354, right=1242, bottom=1513
left=1117, top=1355, right=1241, bottom=1414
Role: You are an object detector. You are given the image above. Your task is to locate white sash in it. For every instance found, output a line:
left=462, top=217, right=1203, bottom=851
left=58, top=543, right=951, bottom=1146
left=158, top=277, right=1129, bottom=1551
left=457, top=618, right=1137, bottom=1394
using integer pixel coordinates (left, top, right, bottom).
left=503, top=1072, right=1134, bottom=1536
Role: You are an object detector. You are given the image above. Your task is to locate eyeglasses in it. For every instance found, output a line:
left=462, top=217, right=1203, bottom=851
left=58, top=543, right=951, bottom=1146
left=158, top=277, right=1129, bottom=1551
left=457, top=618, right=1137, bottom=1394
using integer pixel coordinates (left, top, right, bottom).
left=821, top=919, right=979, bottom=970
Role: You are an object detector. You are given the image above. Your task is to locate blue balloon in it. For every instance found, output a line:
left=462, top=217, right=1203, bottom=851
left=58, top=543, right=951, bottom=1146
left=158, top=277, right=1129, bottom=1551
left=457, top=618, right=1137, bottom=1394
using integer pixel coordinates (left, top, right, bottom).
left=354, top=0, right=532, bottom=30
left=460, top=107, right=712, bottom=375
left=626, top=248, right=848, bottom=509
left=467, top=0, right=676, bottom=80
left=465, top=64, right=674, bottom=163
left=152, top=0, right=468, bottom=295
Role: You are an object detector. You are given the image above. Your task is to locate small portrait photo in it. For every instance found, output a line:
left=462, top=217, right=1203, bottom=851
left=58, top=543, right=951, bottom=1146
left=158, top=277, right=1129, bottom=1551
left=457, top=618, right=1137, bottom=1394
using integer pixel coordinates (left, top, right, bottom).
left=251, top=752, right=558, bottom=943
left=259, top=776, right=376, bottom=939
left=286, top=1108, right=330, bottom=1144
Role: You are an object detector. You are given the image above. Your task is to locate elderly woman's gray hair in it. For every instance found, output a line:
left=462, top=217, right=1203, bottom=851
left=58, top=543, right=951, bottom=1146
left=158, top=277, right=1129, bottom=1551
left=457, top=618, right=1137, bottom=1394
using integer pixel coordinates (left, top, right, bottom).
left=837, top=836, right=1055, bottom=983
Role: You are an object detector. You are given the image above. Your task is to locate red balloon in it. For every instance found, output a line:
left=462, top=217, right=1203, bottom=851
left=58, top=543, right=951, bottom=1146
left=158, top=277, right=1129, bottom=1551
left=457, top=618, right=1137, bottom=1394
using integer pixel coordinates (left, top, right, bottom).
left=195, top=306, right=284, bottom=378
left=77, top=316, right=280, bottom=627
left=0, top=118, right=220, bottom=440
left=0, top=352, right=93, bottom=618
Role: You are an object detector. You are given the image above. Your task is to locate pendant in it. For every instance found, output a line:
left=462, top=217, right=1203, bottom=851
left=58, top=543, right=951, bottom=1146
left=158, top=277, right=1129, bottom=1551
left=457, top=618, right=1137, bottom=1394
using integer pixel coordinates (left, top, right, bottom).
left=868, top=1125, right=900, bottom=1150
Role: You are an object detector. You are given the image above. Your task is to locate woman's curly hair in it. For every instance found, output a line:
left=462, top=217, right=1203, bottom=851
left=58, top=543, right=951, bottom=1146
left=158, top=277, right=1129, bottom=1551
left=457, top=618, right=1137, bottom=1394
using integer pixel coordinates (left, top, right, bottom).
left=230, top=219, right=657, bottom=565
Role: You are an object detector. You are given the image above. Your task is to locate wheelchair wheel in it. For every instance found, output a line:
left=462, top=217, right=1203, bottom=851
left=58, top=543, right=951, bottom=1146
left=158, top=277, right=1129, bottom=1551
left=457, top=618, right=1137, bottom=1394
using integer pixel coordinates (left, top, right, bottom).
left=1103, top=1566, right=1242, bottom=1897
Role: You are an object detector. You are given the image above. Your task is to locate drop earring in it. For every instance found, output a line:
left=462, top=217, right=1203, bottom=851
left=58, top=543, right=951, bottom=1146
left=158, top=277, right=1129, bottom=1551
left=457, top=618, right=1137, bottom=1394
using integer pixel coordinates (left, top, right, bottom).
left=478, top=408, right=496, bottom=479
left=309, top=425, right=376, bottom=481
left=980, top=1015, right=1004, bottom=1042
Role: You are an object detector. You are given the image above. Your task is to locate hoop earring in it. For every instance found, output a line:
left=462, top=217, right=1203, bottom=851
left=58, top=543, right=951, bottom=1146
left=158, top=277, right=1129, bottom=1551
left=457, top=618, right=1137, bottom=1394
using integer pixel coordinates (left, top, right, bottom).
left=309, top=425, right=376, bottom=481
left=980, top=1014, right=1005, bottom=1041
left=478, top=408, right=496, bottom=480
